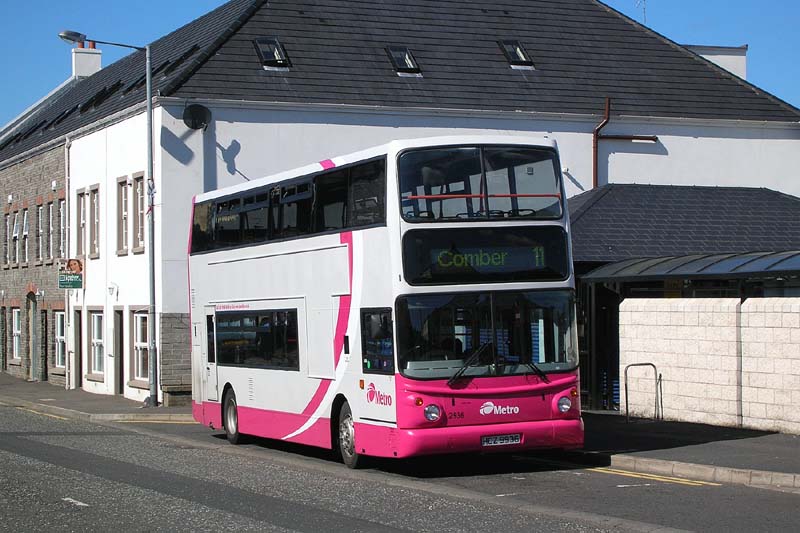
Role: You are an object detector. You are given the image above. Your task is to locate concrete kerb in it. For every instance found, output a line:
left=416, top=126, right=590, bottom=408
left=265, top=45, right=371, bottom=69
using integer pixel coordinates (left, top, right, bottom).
left=606, top=453, right=800, bottom=490
left=0, top=394, right=194, bottom=424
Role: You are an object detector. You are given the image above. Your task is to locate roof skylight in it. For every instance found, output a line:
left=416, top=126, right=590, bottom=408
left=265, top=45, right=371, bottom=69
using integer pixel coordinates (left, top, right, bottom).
left=386, top=46, right=421, bottom=76
left=254, top=37, right=291, bottom=70
left=498, top=40, right=535, bottom=69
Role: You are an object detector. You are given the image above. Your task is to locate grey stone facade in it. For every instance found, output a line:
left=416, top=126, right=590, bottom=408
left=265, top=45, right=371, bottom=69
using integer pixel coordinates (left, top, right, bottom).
left=160, top=312, right=191, bottom=406
left=0, top=146, right=67, bottom=385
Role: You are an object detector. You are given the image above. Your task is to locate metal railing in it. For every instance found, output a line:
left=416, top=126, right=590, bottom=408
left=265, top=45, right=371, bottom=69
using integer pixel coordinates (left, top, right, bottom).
left=624, top=362, right=663, bottom=422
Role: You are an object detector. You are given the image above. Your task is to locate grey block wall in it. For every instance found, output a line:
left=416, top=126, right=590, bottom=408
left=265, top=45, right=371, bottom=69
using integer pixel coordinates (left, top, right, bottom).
left=160, top=312, right=191, bottom=406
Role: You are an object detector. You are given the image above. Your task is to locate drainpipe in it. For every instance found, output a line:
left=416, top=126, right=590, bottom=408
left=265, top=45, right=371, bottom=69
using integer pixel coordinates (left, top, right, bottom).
left=592, top=97, right=659, bottom=188
left=64, top=137, right=71, bottom=389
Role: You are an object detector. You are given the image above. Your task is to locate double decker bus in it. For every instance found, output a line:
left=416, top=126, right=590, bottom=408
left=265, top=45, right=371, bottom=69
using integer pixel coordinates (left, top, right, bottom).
left=188, top=135, right=582, bottom=467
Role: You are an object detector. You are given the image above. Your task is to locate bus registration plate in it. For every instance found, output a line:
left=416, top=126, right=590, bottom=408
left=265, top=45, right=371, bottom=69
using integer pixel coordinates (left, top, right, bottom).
left=481, top=434, right=521, bottom=447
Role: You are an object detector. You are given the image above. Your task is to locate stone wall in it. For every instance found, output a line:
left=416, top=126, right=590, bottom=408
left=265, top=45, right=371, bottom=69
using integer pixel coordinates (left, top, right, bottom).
left=159, top=312, right=191, bottom=406
left=619, top=298, right=800, bottom=434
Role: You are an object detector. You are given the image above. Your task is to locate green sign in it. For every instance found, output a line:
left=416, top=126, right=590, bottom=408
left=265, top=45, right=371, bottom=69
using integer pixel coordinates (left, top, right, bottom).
left=59, top=273, right=83, bottom=289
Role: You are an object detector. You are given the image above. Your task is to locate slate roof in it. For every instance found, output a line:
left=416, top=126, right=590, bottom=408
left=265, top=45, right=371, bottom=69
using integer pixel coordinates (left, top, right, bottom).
left=568, top=184, right=800, bottom=263
left=0, top=0, right=261, bottom=163
left=2, top=0, right=800, bottom=165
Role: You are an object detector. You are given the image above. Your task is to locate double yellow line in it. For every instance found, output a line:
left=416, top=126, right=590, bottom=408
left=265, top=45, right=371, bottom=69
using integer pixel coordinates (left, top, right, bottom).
left=590, top=466, right=721, bottom=487
left=15, top=406, right=67, bottom=420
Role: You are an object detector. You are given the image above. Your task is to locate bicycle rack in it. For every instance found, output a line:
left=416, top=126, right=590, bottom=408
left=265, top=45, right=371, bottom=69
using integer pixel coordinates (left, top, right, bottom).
left=624, top=362, right=662, bottom=423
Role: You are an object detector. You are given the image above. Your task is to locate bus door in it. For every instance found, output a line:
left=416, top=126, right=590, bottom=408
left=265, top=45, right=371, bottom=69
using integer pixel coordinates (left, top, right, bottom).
left=204, top=308, right=219, bottom=402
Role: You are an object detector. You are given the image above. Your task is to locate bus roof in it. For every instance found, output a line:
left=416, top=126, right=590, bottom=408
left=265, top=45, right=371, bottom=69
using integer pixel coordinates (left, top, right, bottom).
left=194, top=134, right=558, bottom=203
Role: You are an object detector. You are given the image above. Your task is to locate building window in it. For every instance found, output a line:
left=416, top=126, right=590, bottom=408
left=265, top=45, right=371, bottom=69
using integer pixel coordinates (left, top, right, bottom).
left=48, top=202, right=54, bottom=260
left=117, top=179, right=129, bottom=254
left=11, top=308, right=21, bottom=360
left=36, top=205, right=43, bottom=262
left=11, top=212, right=19, bottom=264
left=498, top=40, right=535, bottom=68
left=55, top=311, right=66, bottom=368
left=253, top=37, right=291, bottom=69
left=21, top=209, right=28, bottom=264
left=59, top=199, right=66, bottom=259
left=134, top=313, right=149, bottom=380
left=76, top=192, right=86, bottom=256
left=90, top=312, right=104, bottom=374
left=385, top=46, right=421, bottom=75
left=133, top=175, right=145, bottom=252
left=3, top=214, right=8, bottom=264
left=89, top=187, right=100, bottom=258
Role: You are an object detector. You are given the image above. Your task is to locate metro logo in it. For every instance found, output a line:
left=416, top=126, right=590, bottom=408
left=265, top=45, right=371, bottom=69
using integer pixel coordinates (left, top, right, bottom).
left=366, top=383, right=392, bottom=406
left=480, top=401, right=520, bottom=416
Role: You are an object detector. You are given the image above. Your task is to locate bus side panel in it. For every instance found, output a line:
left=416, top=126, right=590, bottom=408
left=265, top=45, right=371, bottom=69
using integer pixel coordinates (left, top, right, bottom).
left=238, top=406, right=332, bottom=448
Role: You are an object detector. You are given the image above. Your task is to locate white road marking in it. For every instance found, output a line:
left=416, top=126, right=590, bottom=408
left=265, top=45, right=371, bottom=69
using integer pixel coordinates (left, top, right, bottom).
left=62, top=497, right=89, bottom=507
left=616, top=483, right=653, bottom=488
left=495, top=493, right=518, bottom=497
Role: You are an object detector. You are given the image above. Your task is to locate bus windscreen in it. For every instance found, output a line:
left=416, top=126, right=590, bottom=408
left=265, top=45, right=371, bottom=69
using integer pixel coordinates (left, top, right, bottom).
left=402, top=226, right=569, bottom=285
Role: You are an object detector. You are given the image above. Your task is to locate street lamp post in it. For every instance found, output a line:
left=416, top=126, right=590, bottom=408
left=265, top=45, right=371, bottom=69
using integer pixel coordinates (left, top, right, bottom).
left=59, top=30, right=159, bottom=407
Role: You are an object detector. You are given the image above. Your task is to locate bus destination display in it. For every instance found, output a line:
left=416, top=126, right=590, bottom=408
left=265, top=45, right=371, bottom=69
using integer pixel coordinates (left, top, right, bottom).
left=403, top=227, right=569, bottom=285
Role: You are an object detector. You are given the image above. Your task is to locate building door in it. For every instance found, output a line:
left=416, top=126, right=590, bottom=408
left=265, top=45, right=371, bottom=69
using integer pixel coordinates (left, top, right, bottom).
left=28, top=296, right=36, bottom=381
left=114, top=310, right=124, bottom=394
left=74, top=310, right=83, bottom=387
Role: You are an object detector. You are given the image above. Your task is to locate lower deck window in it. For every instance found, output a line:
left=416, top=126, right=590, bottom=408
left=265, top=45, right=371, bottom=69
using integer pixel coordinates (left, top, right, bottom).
left=216, top=309, right=299, bottom=370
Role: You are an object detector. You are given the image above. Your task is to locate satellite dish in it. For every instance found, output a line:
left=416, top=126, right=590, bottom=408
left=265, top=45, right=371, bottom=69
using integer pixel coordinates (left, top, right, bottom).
left=183, top=104, right=211, bottom=130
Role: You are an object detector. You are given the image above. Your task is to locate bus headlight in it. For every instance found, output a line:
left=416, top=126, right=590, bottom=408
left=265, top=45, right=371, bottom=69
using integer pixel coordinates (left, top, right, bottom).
left=424, top=404, right=441, bottom=421
left=557, top=397, right=572, bottom=413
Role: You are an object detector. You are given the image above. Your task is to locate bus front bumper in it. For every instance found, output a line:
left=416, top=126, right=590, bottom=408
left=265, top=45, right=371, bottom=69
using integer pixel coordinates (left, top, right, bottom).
left=354, top=417, right=584, bottom=459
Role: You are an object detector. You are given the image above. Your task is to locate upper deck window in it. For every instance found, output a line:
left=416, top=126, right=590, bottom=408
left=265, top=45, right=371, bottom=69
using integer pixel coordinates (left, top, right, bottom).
left=399, top=145, right=562, bottom=222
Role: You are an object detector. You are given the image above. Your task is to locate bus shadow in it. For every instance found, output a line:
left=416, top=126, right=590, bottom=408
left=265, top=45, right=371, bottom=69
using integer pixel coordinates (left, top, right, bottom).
left=211, top=432, right=606, bottom=477
left=370, top=449, right=609, bottom=479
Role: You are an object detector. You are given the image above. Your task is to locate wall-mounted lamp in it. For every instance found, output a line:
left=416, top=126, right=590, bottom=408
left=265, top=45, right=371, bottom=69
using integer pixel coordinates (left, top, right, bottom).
left=35, top=290, right=45, bottom=298
left=108, top=282, right=119, bottom=297
left=51, top=180, right=57, bottom=191
left=7, top=194, right=12, bottom=204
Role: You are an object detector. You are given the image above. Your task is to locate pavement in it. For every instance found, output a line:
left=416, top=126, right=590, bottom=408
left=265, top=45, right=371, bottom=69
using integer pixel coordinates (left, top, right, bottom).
left=1, top=372, right=798, bottom=490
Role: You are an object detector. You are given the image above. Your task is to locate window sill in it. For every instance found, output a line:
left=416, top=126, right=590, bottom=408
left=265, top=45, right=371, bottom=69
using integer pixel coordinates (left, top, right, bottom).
left=85, top=373, right=104, bottom=383
left=132, top=247, right=145, bottom=255
left=127, top=379, right=149, bottom=390
left=8, top=358, right=21, bottom=366
left=89, top=253, right=99, bottom=260
left=116, top=249, right=129, bottom=257
left=34, top=260, right=43, bottom=267
left=50, top=368, right=66, bottom=376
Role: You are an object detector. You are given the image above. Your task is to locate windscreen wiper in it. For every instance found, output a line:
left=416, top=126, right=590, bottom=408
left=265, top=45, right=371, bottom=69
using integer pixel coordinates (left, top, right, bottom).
left=447, top=341, right=492, bottom=387
left=524, top=360, right=550, bottom=383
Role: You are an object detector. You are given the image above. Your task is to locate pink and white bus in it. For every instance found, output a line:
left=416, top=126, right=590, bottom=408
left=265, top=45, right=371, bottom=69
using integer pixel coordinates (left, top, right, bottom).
left=189, top=135, right=583, bottom=467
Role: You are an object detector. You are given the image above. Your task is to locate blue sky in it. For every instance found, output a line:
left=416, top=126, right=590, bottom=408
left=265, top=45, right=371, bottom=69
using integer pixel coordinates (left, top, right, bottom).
left=1, top=0, right=798, bottom=127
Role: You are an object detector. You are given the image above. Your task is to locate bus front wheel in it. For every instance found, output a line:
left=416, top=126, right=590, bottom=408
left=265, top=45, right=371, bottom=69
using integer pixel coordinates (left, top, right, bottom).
left=223, top=389, right=242, bottom=445
left=337, top=402, right=362, bottom=469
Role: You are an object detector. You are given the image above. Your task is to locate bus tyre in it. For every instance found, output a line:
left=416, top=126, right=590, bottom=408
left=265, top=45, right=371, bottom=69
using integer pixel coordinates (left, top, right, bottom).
left=338, top=402, right=362, bottom=469
left=223, top=390, right=242, bottom=445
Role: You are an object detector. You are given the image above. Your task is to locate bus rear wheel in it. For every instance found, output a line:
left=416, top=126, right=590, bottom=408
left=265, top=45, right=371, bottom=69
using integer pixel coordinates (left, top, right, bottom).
left=337, top=402, right=362, bottom=469
left=223, top=389, right=242, bottom=445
